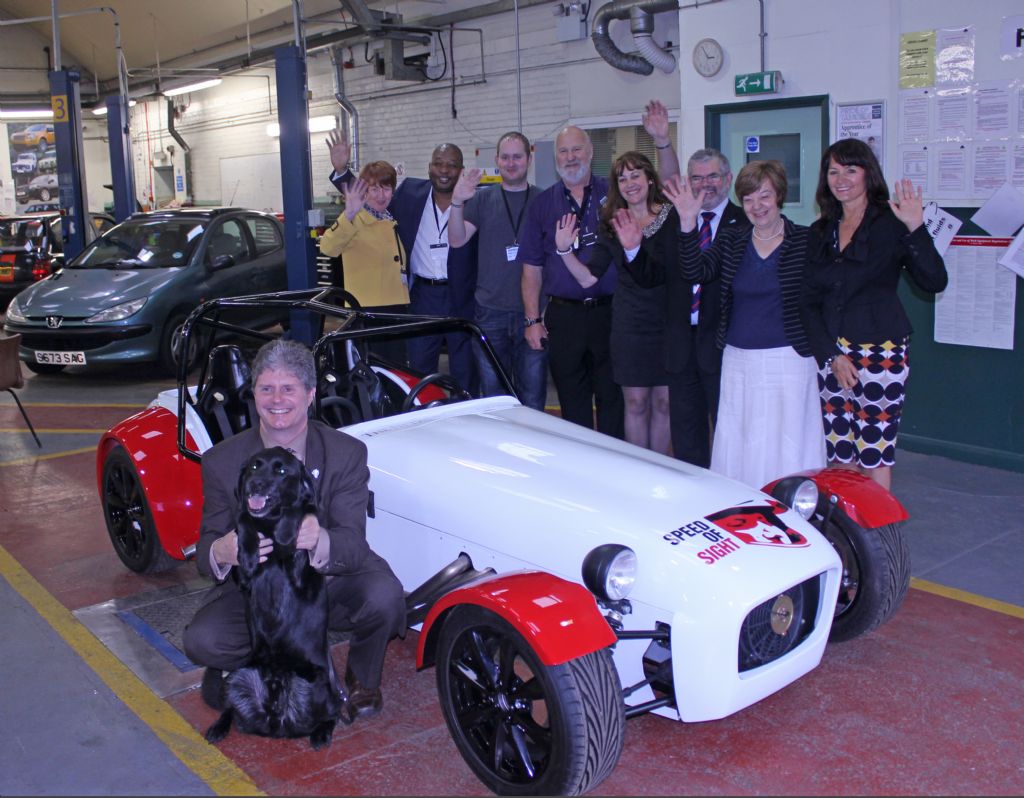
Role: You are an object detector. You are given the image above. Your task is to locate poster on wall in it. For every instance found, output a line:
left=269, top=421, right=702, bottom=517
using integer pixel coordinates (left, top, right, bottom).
left=8, top=121, right=58, bottom=213
left=836, top=101, right=885, bottom=162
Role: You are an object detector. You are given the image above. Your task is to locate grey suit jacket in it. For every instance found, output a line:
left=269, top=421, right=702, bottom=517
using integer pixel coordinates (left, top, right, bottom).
left=196, top=420, right=388, bottom=581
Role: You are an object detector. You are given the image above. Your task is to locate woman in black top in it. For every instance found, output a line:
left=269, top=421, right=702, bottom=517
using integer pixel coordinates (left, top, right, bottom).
left=556, top=151, right=675, bottom=454
left=801, top=138, right=947, bottom=491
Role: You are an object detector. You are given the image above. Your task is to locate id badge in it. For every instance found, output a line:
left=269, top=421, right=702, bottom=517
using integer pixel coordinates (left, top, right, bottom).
left=505, top=245, right=519, bottom=262
left=429, top=242, right=448, bottom=270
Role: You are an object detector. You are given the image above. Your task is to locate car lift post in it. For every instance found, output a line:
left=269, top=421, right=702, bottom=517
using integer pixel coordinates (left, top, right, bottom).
left=48, top=69, right=89, bottom=260
left=275, top=43, right=319, bottom=347
left=105, top=95, right=137, bottom=223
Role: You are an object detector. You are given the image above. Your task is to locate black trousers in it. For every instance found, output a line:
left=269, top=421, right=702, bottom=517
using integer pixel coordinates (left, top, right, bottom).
left=544, top=300, right=624, bottom=438
left=183, top=565, right=405, bottom=690
left=668, top=325, right=721, bottom=468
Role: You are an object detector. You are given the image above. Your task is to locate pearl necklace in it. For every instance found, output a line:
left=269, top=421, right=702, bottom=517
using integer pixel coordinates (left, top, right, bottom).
left=752, top=221, right=784, bottom=241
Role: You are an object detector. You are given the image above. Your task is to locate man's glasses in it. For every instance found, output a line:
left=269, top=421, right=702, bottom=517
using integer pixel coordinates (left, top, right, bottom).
left=689, top=173, right=723, bottom=185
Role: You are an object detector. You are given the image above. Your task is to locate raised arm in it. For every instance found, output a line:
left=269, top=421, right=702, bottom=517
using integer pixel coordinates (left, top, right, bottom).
left=448, top=167, right=482, bottom=248
left=643, top=99, right=680, bottom=181
left=890, top=179, right=948, bottom=293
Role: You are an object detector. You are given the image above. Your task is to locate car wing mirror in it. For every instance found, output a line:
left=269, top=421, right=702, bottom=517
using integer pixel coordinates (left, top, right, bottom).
left=209, top=253, right=235, bottom=270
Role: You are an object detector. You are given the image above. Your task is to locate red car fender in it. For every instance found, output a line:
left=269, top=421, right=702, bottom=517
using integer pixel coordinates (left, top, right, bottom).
left=96, top=406, right=204, bottom=561
left=764, top=467, right=909, bottom=529
left=416, top=571, right=617, bottom=669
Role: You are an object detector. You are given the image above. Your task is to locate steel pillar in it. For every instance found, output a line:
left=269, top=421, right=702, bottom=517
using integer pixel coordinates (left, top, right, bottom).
left=48, top=69, right=88, bottom=259
left=105, top=96, right=137, bottom=222
left=275, top=44, right=317, bottom=346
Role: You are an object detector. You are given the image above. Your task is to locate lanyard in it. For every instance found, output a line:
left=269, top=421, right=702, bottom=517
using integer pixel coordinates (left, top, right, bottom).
left=563, top=183, right=592, bottom=234
left=500, top=187, right=528, bottom=245
left=431, top=200, right=449, bottom=243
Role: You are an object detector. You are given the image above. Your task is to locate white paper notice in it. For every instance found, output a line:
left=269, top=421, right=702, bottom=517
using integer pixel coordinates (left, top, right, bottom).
left=923, top=202, right=963, bottom=256
left=934, top=237, right=1016, bottom=350
left=1011, top=142, right=1024, bottom=191
left=934, top=145, right=970, bottom=198
left=899, top=89, right=932, bottom=142
left=970, top=181, right=1024, bottom=236
left=997, top=228, right=1024, bottom=279
left=936, top=27, right=975, bottom=86
left=899, top=146, right=930, bottom=193
left=972, top=143, right=1009, bottom=197
left=935, top=88, right=972, bottom=139
left=973, top=81, right=1012, bottom=139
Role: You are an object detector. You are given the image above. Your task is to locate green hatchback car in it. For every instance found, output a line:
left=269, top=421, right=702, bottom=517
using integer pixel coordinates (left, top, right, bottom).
left=3, top=207, right=289, bottom=374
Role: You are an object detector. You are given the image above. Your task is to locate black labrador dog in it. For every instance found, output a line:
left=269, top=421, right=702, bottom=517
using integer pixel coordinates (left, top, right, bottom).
left=204, top=447, right=347, bottom=749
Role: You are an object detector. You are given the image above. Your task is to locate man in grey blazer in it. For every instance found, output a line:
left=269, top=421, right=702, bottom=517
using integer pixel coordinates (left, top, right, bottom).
left=183, top=339, right=405, bottom=722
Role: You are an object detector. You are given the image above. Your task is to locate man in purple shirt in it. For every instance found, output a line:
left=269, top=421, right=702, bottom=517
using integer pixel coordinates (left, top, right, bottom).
left=519, top=126, right=623, bottom=437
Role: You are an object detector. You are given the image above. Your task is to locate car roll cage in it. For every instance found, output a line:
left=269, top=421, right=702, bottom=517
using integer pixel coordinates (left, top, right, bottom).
left=174, top=287, right=516, bottom=464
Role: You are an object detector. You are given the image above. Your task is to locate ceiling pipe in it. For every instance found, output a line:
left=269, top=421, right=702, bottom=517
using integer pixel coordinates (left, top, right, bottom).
left=629, top=4, right=675, bottom=73
left=166, top=98, right=192, bottom=202
left=591, top=0, right=677, bottom=76
left=330, top=46, right=359, bottom=171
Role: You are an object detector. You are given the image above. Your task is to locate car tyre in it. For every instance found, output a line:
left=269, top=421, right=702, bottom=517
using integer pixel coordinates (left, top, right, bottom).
left=159, top=311, right=204, bottom=377
left=38, top=187, right=51, bottom=201
left=435, top=605, right=624, bottom=796
left=101, top=445, right=176, bottom=573
left=24, top=361, right=66, bottom=375
left=818, top=513, right=910, bottom=642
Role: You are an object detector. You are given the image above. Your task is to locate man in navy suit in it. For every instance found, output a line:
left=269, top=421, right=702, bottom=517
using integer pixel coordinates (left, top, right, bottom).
left=327, top=133, right=477, bottom=393
left=669, top=147, right=745, bottom=467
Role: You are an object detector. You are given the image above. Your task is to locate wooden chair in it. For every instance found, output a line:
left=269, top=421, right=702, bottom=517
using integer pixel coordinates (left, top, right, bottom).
left=0, top=334, right=41, bottom=447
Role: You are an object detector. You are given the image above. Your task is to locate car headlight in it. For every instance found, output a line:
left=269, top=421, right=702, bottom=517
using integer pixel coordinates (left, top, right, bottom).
left=5, top=296, right=27, bottom=323
left=86, top=297, right=147, bottom=323
left=582, top=544, right=637, bottom=601
left=770, top=477, right=819, bottom=520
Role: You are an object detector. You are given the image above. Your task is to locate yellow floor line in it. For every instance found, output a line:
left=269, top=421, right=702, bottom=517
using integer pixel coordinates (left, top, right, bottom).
left=0, top=543, right=263, bottom=797
left=0, top=428, right=108, bottom=433
left=11, top=402, right=148, bottom=408
left=0, top=446, right=97, bottom=467
left=911, top=577, right=1024, bottom=619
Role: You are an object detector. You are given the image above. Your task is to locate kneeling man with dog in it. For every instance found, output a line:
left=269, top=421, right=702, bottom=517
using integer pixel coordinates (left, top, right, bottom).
left=184, top=338, right=406, bottom=731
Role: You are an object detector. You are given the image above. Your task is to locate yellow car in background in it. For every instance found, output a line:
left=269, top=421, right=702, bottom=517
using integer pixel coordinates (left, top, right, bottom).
left=10, top=123, right=55, bottom=151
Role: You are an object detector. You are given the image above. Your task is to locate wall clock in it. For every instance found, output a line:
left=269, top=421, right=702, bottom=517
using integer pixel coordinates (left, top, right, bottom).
left=692, top=37, right=724, bottom=78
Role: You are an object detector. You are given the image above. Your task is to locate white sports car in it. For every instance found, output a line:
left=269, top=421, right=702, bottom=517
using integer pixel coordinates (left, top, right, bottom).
left=97, top=289, right=910, bottom=796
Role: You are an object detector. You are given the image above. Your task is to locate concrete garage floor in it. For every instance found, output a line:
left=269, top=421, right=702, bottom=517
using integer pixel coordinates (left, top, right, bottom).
left=1, top=358, right=1023, bottom=796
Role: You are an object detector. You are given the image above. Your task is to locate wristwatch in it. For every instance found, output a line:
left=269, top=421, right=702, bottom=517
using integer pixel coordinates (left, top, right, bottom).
left=524, top=317, right=543, bottom=327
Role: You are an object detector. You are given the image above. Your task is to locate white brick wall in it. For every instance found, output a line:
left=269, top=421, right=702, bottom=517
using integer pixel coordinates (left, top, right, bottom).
left=109, top=3, right=680, bottom=211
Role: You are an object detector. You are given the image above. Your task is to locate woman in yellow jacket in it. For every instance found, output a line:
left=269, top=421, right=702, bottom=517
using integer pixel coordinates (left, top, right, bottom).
left=320, top=160, right=409, bottom=364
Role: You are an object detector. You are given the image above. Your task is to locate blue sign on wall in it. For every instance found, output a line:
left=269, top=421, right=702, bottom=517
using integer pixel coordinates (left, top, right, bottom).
left=175, top=173, right=184, bottom=191
left=745, top=136, right=760, bottom=154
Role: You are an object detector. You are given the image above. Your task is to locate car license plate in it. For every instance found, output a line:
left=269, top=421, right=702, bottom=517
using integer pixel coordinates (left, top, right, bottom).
left=35, top=351, right=86, bottom=365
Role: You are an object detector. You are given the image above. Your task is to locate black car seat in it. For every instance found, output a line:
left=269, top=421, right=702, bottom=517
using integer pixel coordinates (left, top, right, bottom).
left=194, top=344, right=255, bottom=443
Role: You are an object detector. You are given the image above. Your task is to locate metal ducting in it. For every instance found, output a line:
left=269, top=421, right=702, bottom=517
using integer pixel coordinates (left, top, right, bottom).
left=591, top=0, right=678, bottom=76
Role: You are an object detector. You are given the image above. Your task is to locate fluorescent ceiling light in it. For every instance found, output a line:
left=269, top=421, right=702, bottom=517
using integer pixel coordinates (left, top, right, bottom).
left=92, top=100, right=137, bottom=116
left=0, top=108, right=54, bottom=119
left=162, top=78, right=222, bottom=97
left=266, top=116, right=338, bottom=137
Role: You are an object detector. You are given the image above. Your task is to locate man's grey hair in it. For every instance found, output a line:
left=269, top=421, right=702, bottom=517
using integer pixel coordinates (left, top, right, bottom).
left=251, top=338, right=316, bottom=391
left=687, top=147, right=731, bottom=176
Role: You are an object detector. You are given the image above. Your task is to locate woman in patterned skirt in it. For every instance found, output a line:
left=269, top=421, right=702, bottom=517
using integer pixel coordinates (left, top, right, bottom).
left=801, top=138, right=947, bottom=491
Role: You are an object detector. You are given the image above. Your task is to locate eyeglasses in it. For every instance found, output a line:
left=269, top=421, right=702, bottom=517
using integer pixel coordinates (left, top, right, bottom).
left=689, top=173, right=723, bottom=185
left=366, top=184, right=392, bottom=194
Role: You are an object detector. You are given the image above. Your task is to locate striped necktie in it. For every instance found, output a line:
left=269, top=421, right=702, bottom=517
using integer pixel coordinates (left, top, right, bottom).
left=693, top=211, right=715, bottom=319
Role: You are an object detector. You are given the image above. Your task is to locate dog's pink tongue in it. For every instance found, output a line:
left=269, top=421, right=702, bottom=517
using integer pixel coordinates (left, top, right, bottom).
left=248, top=494, right=268, bottom=512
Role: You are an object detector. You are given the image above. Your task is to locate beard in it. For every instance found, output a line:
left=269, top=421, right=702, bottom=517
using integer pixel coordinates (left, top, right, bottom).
left=556, top=161, right=590, bottom=185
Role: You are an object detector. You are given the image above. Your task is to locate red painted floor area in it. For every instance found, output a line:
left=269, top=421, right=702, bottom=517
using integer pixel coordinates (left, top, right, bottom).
left=4, top=404, right=1023, bottom=796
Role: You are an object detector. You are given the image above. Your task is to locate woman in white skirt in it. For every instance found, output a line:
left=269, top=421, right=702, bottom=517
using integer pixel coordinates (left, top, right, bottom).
left=661, top=160, right=825, bottom=489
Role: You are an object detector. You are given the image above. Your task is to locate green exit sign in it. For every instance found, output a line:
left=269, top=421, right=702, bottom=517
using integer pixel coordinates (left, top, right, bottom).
left=734, top=71, right=783, bottom=95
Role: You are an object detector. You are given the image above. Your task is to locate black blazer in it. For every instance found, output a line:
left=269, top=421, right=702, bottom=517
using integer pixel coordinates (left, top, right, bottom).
left=801, top=204, right=948, bottom=366
left=674, top=214, right=813, bottom=357
left=330, top=172, right=478, bottom=317
left=196, top=421, right=391, bottom=580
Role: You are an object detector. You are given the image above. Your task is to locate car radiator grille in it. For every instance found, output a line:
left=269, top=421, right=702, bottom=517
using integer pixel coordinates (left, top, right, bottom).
left=19, top=326, right=152, bottom=351
left=737, top=574, right=822, bottom=672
